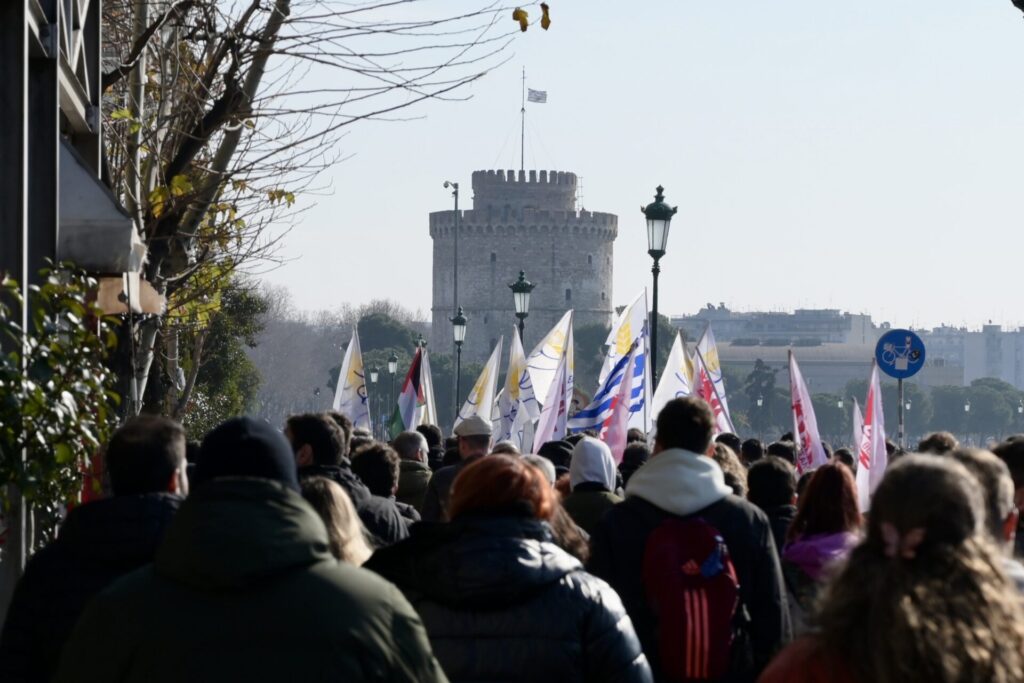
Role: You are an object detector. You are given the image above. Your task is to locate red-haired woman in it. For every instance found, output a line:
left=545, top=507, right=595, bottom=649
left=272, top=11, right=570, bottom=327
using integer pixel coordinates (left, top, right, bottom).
left=366, top=455, right=652, bottom=683
left=782, top=462, right=862, bottom=634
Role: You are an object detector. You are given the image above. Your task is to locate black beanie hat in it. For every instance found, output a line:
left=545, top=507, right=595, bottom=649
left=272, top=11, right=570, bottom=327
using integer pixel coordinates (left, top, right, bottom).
left=194, top=417, right=300, bottom=491
left=537, top=440, right=574, bottom=469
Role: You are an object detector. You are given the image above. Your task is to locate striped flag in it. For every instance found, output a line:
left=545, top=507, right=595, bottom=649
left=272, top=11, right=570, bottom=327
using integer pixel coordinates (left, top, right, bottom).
left=602, top=343, right=640, bottom=463
left=389, top=348, right=425, bottom=435
left=527, top=88, right=547, bottom=103
left=568, top=343, right=642, bottom=436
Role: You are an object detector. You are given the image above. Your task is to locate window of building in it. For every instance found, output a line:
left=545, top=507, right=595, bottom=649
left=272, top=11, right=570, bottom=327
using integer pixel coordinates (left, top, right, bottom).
left=601, top=292, right=605, bottom=301
left=587, top=254, right=592, bottom=265
left=483, top=314, right=488, bottom=324
left=565, top=288, right=572, bottom=302
left=490, top=252, right=496, bottom=263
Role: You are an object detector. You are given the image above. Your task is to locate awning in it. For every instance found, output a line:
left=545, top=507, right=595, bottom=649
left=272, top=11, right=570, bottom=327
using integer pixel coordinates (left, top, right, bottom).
left=57, top=138, right=146, bottom=274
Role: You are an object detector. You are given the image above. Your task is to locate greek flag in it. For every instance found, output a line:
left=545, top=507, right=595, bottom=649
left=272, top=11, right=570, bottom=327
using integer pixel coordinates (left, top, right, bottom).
left=568, top=343, right=645, bottom=434
left=527, top=89, right=547, bottom=103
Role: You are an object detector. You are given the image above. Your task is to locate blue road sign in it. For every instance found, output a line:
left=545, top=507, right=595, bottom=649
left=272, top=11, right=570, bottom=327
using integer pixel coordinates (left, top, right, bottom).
left=875, top=329, right=926, bottom=380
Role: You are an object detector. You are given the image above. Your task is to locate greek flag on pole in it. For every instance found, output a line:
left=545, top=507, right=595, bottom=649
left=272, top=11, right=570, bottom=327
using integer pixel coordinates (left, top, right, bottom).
left=527, top=89, right=547, bottom=103
left=568, top=343, right=644, bottom=434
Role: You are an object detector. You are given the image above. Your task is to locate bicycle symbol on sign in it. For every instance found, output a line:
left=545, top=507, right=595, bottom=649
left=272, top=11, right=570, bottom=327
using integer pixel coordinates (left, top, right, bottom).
left=881, top=336, right=923, bottom=372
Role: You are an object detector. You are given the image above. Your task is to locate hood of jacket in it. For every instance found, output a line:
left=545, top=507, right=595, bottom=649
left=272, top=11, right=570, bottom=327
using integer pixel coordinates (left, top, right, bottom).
left=570, top=436, right=617, bottom=491
left=625, top=448, right=732, bottom=516
left=58, top=493, right=182, bottom=566
left=782, top=531, right=858, bottom=581
left=367, top=515, right=581, bottom=608
left=155, top=478, right=332, bottom=590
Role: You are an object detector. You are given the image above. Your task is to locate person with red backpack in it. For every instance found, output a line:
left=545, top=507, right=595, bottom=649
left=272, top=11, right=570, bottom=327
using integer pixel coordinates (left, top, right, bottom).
left=589, top=397, right=792, bottom=682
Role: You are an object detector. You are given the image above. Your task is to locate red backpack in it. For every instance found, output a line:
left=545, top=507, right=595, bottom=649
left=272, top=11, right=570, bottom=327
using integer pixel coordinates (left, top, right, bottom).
left=642, top=516, right=744, bottom=682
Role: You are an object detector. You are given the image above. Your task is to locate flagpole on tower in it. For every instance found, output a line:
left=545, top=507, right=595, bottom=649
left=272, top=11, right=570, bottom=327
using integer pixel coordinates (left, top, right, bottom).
left=520, top=67, right=526, bottom=172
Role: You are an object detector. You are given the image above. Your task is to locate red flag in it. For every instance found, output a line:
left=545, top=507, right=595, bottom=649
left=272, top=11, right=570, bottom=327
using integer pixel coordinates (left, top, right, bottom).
left=693, top=349, right=734, bottom=434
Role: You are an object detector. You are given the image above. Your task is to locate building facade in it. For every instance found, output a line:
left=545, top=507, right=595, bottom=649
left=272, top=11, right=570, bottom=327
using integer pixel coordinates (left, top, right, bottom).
left=430, top=169, right=617, bottom=361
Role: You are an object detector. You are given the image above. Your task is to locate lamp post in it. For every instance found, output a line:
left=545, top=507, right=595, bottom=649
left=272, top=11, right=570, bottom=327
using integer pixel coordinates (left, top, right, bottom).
left=450, top=307, right=468, bottom=420
left=369, top=366, right=380, bottom=439
left=641, top=185, right=677, bottom=389
left=388, top=351, right=398, bottom=418
left=509, top=270, right=535, bottom=344
left=444, top=180, right=460, bottom=419
left=756, top=395, right=764, bottom=442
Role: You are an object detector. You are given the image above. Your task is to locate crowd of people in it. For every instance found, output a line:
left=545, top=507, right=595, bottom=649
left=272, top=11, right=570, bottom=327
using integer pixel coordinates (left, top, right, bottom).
left=3, top=397, right=1024, bottom=682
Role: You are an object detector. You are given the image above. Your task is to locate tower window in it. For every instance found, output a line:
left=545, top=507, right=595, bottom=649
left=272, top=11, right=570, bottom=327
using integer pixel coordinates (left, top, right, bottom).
left=587, top=254, right=592, bottom=265
left=490, top=252, right=496, bottom=263
left=483, top=314, right=488, bottom=324
left=601, top=292, right=605, bottom=301
left=565, top=288, right=572, bottom=302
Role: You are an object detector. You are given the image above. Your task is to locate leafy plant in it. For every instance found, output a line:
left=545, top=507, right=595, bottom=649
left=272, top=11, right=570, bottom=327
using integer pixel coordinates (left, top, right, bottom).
left=0, top=265, right=119, bottom=542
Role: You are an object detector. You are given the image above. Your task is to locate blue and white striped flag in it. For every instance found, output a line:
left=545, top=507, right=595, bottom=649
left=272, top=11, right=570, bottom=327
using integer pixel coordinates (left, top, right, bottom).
left=568, top=343, right=645, bottom=434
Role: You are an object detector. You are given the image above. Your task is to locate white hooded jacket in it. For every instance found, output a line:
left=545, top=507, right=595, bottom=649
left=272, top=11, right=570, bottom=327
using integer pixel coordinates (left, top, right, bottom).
left=624, top=447, right=732, bottom=516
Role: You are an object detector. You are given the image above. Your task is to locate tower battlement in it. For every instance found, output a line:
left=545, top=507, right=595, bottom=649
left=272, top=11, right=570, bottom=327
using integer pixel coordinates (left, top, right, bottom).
left=471, top=169, right=577, bottom=212
left=431, top=168, right=615, bottom=363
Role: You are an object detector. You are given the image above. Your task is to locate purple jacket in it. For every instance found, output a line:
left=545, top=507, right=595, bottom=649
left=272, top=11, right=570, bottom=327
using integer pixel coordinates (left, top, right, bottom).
left=783, top=532, right=858, bottom=582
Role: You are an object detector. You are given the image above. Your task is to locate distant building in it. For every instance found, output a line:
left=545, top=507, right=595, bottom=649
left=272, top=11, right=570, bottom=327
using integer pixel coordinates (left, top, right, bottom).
left=430, top=169, right=617, bottom=361
left=672, top=304, right=878, bottom=346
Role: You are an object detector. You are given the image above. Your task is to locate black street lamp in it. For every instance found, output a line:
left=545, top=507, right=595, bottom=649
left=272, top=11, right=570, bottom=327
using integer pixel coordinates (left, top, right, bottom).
left=388, top=351, right=399, bottom=417
left=641, top=185, right=677, bottom=389
left=509, top=270, right=535, bottom=344
left=369, top=366, right=380, bottom=438
left=450, top=307, right=468, bottom=419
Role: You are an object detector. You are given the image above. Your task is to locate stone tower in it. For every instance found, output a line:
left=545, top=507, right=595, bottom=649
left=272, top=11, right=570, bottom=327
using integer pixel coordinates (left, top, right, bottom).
left=430, top=169, right=617, bottom=362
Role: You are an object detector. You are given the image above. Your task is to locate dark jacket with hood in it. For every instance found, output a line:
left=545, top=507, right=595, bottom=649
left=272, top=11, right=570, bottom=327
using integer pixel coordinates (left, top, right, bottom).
left=397, top=458, right=432, bottom=511
left=299, top=461, right=409, bottom=546
left=0, top=493, right=181, bottom=683
left=588, top=448, right=792, bottom=682
left=53, top=478, right=446, bottom=683
left=763, top=504, right=798, bottom=561
left=366, top=515, right=652, bottom=683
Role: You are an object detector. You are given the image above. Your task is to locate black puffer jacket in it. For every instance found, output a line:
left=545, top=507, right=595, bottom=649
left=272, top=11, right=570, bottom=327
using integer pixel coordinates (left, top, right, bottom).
left=299, top=462, right=408, bottom=546
left=0, top=493, right=181, bottom=682
left=366, top=515, right=652, bottom=683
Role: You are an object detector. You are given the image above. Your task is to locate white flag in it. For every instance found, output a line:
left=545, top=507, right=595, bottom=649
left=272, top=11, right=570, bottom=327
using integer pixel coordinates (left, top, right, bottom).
left=600, top=292, right=647, bottom=383
left=533, top=350, right=568, bottom=451
left=651, top=332, right=692, bottom=421
left=789, top=351, right=829, bottom=474
left=696, top=325, right=733, bottom=426
left=332, top=328, right=370, bottom=430
left=527, top=310, right=573, bottom=404
left=856, top=364, right=887, bottom=511
left=693, top=347, right=735, bottom=435
left=455, top=338, right=503, bottom=429
left=494, top=327, right=538, bottom=443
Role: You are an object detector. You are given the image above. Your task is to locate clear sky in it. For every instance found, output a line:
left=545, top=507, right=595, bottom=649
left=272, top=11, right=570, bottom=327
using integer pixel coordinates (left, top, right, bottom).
left=260, top=0, right=1024, bottom=330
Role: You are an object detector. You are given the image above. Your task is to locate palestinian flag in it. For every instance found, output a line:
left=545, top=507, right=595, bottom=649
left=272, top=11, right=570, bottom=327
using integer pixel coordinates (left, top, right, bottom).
left=389, top=348, right=425, bottom=436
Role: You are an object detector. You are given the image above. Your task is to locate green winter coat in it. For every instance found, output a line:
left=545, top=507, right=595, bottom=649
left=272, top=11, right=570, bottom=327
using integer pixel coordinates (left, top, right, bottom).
left=53, top=478, right=448, bottom=683
left=562, top=489, right=623, bottom=536
left=397, top=459, right=432, bottom=512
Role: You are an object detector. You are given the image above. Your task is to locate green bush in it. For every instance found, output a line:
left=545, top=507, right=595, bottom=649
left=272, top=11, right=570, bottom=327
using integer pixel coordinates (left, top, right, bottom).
left=0, top=265, right=119, bottom=542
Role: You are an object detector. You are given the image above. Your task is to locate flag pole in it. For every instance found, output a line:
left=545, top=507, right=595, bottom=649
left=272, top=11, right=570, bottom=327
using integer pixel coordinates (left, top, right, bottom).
left=694, top=345, right=736, bottom=433
left=642, top=287, right=651, bottom=435
left=520, top=66, right=526, bottom=172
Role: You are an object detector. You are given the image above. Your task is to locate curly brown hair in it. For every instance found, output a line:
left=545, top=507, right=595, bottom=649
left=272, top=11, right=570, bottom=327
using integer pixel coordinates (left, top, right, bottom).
left=814, top=455, right=1024, bottom=683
